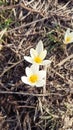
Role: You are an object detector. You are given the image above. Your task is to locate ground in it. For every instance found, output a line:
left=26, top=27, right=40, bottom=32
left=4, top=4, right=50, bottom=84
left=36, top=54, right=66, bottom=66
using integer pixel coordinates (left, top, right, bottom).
left=0, top=0, right=73, bottom=130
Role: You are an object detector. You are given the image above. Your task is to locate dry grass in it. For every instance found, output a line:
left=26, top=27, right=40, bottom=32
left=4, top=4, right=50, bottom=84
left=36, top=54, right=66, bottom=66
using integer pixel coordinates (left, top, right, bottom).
left=0, top=0, right=73, bottom=130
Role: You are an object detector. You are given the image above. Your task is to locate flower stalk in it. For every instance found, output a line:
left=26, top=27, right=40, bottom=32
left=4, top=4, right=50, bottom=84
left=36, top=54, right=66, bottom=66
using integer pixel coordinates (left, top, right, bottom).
left=43, top=65, right=47, bottom=94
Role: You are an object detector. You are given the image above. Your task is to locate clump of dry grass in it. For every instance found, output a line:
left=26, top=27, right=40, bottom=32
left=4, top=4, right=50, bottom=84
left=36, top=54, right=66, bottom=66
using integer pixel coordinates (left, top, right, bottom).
left=0, top=0, right=73, bottom=130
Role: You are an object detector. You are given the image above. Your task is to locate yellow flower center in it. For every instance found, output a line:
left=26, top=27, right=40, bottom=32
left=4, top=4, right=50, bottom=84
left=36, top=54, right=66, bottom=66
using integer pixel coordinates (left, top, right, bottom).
left=66, top=36, right=71, bottom=43
left=29, top=74, right=38, bottom=83
left=34, top=56, right=42, bottom=63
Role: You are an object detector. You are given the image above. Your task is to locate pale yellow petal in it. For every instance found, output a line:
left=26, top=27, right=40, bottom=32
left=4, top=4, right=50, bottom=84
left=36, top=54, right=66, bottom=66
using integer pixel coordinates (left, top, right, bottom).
left=21, top=76, right=28, bottom=84
left=38, top=70, right=46, bottom=79
left=31, top=64, right=39, bottom=73
left=25, top=67, right=32, bottom=77
left=30, top=48, right=37, bottom=58
left=39, top=50, right=47, bottom=60
left=42, top=60, right=51, bottom=65
left=64, top=28, right=73, bottom=44
left=36, top=40, right=43, bottom=54
left=64, top=28, right=70, bottom=41
left=36, top=80, right=45, bottom=87
left=24, top=56, right=32, bottom=63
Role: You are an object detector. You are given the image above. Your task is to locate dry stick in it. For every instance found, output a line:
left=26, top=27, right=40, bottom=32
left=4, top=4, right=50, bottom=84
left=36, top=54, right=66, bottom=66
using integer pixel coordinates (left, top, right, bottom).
left=0, top=4, right=20, bottom=10
left=55, top=54, right=73, bottom=67
left=0, top=59, right=24, bottom=78
left=16, top=105, right=35, bottom=109
left=52, top=68, right=73, bottom=85
left=38, top=65, right=47, bottom=112
left=42, top=65, right=47, bottom=102
left=0, top=46, right=32, bottom=78
left=54, top=54, right=73, bottom=85
left=52, top=68, right=65, bottom=79
left=7, top=16, right=48, bottom=33
left=43, top=65, right=47, bottom=95
left=0, top=91, right=63, bottom=97
left=20, top=3, right=44, bottom=17
left=6, top=8, right=71, bottom=33
left=38, top=97, right=43, bottom=113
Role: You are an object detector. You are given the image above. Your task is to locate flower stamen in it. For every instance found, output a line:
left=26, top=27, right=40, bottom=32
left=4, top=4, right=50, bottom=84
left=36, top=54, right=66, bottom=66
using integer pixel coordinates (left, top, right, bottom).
left=66, top=36, right=71, bottom=43
left=29, top=74, right=38, bottom=83
left=34, top=56, right=42, bottom=63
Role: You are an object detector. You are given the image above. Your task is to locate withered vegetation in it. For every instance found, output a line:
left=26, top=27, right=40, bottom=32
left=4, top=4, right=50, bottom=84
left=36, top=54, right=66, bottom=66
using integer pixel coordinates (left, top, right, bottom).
left=0, top=0, right=73, bottom=130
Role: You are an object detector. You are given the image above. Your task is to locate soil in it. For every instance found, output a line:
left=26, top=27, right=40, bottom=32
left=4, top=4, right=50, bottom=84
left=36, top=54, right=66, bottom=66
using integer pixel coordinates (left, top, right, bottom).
left=0, top=0, right=73, bottom=130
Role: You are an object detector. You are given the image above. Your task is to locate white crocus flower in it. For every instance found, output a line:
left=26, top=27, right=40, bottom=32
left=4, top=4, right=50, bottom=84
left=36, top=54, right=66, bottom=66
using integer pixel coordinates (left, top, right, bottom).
left=64, top=28, right=73, bottom=44
left=24, top=40, right=51, bottom=65
left=21, top=65, right=46, bottom=87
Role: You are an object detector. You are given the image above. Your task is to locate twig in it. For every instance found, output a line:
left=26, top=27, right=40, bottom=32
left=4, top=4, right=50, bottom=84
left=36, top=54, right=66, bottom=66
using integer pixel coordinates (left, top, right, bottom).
left=20, top=3, right=44, bottom=17
left=0, top=4, right=20, bottom=10
left=55, top=54, right=73, bottom=67
left=0, top=59, right=24, bottom=78
left=16, top=105, right=35, bottom=109
left=52, top=68, right=73, bottom=85
left=0, top=45, right=32, bottom=78
left=43, top=66, right=47, bottom=94
left=43, top=65, right=47, bottom=101
left=0, top=91, right=63, bottom=97
left=52, top=68, right=65, bottom=79
left=7, top=16, right=48, bottom=33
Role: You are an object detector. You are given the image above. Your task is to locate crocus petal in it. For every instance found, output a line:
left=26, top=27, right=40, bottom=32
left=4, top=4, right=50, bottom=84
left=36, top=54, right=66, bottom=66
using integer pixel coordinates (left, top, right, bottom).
left=24, top=56, right=32, bottom=63
left=39, top=50, right=47, bottom=60
left=38, top=70, right=46, bottom=79
left=64, top=28, right=70, bottom=41
left=70, top=39, right=73, bottom=43
left=30, top=48, right=37, bottom=58
left=64, top=28, right=73, bottom=44
left=65, top=28, right=70, bottom=36
left=66, top=28, right=70, bottom=33
left=68, top=37, right=73, bottom=43
left=27, top=80, right=36, bottom=87
left=70, top=32, right=73, bottom=35
left=69, top=33, right=73, bottom=41
left=25, top=67, right=32, bottom=77
left=36, top=40, right=43, bottom=54
left=64, top=35, right=73, bottom=44
left=21, top=76, right=36, bottom=86
left=42, top=60, right=51, bottom=65
left=21, top=76, right=28, bottom=84
left=36, top=80, right=45, bottom=87
left=31, top=64, right=39, bottom=73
